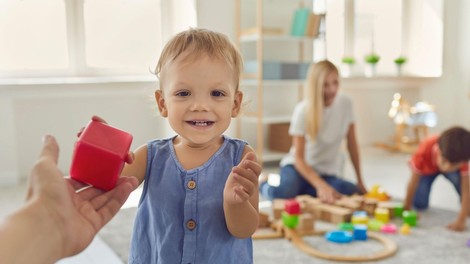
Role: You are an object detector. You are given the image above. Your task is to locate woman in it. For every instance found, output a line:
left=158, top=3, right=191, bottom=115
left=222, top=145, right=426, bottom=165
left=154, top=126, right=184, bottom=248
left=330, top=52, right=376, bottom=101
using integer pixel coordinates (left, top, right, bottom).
left=260, top=60, right=367, bottom=203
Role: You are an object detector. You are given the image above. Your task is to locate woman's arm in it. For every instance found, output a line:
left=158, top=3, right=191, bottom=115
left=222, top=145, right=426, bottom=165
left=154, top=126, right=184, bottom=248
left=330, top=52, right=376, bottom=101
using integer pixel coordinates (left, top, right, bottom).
left=224, top=146, right=262, bottom=238
left=292, top=136, right=341, bottom=203
left=0, top=135, right=138, bottom=264
left=346, top=123, right=367, bottom=194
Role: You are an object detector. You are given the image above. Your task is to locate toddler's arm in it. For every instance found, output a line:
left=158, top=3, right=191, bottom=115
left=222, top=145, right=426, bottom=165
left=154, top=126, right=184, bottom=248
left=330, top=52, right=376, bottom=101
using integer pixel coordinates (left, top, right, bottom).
left=223, top=147, right=262, bottom=238
left=447, top=174, right=469, bottom=231
left=404, top=172, right=420, bottom=210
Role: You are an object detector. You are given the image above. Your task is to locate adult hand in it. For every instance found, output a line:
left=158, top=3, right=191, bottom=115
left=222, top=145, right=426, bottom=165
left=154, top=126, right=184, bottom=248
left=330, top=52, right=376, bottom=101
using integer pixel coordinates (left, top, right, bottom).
left=315, top=180, right=342, bottom=204
left=446, top=219, right=466, bottom=232
left=28, top=135, right=139, bottom=258
left=224, top=152, right=262, bottom=205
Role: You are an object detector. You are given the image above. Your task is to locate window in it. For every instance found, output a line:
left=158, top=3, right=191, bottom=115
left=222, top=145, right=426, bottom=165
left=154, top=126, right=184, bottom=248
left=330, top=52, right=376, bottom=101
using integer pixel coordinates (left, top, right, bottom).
left=0, top=0, right=197, bottom=79
left=325, top=0, right=443, bottom=77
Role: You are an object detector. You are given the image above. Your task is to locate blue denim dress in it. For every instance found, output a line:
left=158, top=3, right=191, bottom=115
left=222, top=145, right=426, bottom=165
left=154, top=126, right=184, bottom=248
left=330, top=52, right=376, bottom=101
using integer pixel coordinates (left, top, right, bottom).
left=128, top=135, right=253, bottom=264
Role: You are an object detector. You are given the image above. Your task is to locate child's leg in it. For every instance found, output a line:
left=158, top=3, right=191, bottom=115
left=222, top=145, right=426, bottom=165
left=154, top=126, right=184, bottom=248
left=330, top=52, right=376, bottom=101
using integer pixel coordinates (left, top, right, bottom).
left=413, top=174, right=438, bottom=210
left=442, top=170, right=461, bottom=196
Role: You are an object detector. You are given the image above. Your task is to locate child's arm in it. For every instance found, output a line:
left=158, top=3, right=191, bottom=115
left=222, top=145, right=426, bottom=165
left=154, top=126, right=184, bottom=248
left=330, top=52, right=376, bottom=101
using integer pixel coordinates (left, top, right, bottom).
left=121, top=144, right=148, bottom=185
left=223, top=146, right=262, bottom=238
left=404, top=172, right=421, bottom=210
left=447, top=174, right=469, bottom=231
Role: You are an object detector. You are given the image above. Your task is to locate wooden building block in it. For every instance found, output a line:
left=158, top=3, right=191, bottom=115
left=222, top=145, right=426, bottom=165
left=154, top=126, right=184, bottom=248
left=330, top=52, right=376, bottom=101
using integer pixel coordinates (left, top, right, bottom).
left=273, top=199, right=286, bottom=220
left=297, top=213, right=315, bottom=232
left=258, top=212, right=271, bottom=228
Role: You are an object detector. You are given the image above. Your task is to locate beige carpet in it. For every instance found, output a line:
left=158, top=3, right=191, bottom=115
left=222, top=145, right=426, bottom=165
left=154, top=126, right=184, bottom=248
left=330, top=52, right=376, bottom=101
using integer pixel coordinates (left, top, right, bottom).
left=99, top=205, right=470, bottom=264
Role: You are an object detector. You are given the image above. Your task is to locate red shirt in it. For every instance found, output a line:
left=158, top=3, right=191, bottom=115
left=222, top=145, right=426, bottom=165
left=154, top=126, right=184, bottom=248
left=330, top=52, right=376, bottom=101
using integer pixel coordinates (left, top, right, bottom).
left=409, top=135, right=469, bottom=176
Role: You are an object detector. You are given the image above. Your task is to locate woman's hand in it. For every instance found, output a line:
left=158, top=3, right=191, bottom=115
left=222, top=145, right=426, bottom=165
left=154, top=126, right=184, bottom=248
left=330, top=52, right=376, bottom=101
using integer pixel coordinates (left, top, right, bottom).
left=315, top=180, right=342, bottom=204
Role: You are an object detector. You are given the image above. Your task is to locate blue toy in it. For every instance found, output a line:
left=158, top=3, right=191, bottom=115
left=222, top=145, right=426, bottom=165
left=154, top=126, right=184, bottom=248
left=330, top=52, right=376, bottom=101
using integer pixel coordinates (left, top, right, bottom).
left=325, top=230, right=353, bottom=243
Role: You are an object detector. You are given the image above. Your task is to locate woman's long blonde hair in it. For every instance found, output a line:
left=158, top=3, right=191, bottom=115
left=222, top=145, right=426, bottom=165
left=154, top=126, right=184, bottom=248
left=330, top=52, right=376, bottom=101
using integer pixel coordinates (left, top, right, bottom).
left=304, top=60, right=339, bottom=141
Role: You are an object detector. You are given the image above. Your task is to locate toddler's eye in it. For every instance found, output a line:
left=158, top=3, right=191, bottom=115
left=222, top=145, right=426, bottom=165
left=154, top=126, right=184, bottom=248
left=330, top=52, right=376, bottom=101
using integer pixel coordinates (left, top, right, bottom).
left=176, top=91, right=190, bottom=97
left=211, top=90, right=225, bottom=97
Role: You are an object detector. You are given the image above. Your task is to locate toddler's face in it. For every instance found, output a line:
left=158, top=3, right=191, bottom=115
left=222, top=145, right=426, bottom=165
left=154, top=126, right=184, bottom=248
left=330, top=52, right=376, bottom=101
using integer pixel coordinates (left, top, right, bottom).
left=156, top=52, right=242, bottom=147
left=436, top=153, right=463, bottom=173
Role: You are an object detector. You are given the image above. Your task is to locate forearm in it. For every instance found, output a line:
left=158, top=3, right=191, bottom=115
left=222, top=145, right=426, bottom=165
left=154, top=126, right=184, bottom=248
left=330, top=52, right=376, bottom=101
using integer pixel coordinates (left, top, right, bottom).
left=457, top=176, right=469, bottom=221
left=294, top=160, right=325, bottom=188
left=347, top=142, right=363, bottom=184
left=404, top=173, right=420, bottom=209
left=0, top=201, right=63, bottom=264
left=224, top=199, right=258, bottom=238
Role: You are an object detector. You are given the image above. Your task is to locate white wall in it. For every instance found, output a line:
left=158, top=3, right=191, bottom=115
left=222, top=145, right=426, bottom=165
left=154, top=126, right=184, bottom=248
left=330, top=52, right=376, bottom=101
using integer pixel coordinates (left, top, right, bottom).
left=0, top=81, right=170, bottom=184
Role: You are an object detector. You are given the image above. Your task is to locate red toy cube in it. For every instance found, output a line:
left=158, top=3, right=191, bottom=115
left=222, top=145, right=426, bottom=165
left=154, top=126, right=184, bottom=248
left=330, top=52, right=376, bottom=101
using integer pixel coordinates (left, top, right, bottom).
left=70, top=120, right=133, bottom=191
left=284, top=199, right=301, bottom=215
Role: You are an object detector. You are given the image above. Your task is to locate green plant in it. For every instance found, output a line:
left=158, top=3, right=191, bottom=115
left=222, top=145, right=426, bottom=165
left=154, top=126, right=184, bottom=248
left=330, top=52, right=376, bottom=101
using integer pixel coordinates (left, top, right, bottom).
left=394, top=56, right=407, bottom=65
left=364, top=53, right=380, bottom=64
left=341, top=57, right=356, bottom=64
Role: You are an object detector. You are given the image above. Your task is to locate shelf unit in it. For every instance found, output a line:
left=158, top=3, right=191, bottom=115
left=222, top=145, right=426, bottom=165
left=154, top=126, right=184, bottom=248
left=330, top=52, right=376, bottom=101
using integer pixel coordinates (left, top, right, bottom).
left=235, top=0, right=325, bottom=163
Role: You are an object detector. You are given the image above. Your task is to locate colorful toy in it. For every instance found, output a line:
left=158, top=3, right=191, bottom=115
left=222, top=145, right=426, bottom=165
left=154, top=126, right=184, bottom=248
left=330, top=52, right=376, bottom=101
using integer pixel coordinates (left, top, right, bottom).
left=253, top=194, right=399, bottom=262
left=325, top=230, right=353, bottom=243
left=338, top=222, right=354, bottom=231
left=353, top=224, right=368, bottom=241
left=393, top=203, right=404, bottom=218
left=366, top=184, right=391, bottom=201
left=399, top=223, right=411, bottom=235
left=70, top=119, right=133, bottom=191
left=374, top=208, right=390, bottom=223
left=351, top=211, right=369, bottom=225
left=402, top=210, right=418, bottom=227
left=381, top=223, right=398, bottom=234
left=368, top=219, right=384, bottom=231
left=282, top=199, right=300, bottom=228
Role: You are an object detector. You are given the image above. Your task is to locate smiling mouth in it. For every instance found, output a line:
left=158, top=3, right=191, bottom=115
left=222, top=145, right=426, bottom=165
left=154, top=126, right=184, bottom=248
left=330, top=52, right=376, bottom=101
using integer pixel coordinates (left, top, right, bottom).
left=187, top=121, right=214, bottom=126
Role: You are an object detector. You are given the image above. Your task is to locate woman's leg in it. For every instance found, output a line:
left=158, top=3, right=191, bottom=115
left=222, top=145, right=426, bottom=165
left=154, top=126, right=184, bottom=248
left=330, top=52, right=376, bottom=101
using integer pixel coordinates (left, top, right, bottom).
left=259, top=165, right=307, bottom=200
left=321, top=175, right=360, bottom=196
left=413, top=174, right=438, bottom=209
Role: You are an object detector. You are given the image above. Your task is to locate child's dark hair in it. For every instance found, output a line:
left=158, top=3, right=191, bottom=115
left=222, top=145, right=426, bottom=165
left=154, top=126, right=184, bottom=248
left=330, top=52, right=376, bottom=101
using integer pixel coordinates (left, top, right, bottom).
left=438, top=126, right=470, bottom=163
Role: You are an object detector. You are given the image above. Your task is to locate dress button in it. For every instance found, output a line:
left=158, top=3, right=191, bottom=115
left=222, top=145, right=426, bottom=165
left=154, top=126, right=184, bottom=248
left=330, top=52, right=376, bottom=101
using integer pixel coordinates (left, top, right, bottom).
left=186, top=219, right=196, bottom=230
left=187, top=180, right=196, bottom=190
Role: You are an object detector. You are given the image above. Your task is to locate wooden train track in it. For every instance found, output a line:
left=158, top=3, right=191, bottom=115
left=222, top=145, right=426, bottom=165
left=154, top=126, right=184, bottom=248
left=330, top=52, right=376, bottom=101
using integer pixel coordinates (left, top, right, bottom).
left=254, top=221, right=398, bottom=262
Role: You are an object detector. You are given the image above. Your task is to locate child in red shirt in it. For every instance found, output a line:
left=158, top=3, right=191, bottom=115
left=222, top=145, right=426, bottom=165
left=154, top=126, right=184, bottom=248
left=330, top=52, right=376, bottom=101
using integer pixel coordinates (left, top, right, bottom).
left=404, top=126, right=470, bottom=231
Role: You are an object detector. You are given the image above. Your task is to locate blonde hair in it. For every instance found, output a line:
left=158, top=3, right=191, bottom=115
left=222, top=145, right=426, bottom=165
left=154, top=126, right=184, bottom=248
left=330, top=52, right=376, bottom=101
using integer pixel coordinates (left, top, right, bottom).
left=155, top=28, right=243, bottom=90
left=304, top=60, right=339, bottom=141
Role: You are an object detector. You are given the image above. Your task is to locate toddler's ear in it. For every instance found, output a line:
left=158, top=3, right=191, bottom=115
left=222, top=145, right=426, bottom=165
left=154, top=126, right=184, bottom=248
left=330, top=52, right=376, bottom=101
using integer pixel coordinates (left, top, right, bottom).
left=155, top=90, right=168, bottom=117
left=231, top=90, right=243, bottom=117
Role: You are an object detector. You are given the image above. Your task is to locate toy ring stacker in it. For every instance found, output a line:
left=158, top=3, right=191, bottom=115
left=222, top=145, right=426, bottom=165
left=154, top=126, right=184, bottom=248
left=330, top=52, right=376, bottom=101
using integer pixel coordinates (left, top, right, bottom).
left=254, top=221, right=398, bottom=262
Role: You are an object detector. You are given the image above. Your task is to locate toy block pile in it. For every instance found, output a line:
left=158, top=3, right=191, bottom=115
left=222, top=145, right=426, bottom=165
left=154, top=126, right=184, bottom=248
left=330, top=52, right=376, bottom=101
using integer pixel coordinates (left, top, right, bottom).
left=257, top=184, right=418, bottom=238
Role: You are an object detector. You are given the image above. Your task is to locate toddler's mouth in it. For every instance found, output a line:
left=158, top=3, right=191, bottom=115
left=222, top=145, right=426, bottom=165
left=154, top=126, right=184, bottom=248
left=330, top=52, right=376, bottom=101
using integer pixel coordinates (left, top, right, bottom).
left=187, top=121, right=214, bottom=126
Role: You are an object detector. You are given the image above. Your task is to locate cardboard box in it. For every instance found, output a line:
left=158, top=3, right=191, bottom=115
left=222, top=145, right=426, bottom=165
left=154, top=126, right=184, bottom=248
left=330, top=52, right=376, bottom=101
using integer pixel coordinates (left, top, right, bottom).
left=269, top=123, right=292, bottom=152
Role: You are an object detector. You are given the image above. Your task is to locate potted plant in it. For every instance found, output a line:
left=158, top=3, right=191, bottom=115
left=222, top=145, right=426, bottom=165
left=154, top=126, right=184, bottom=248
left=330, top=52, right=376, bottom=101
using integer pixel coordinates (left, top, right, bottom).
left=394, top=56, right=407, bottom=75
left=364, top=53, right=380, bottom=77
left=341, top=56, right=356, bottom=77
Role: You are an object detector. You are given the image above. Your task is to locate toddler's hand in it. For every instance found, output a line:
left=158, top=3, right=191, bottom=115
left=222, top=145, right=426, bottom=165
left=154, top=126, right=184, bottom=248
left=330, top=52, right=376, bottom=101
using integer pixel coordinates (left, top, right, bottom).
left=447, top=219, right=466, bottom=232
left=224, top=152, right=262, bottom=205
left=76, top=115, right=134, bottom=164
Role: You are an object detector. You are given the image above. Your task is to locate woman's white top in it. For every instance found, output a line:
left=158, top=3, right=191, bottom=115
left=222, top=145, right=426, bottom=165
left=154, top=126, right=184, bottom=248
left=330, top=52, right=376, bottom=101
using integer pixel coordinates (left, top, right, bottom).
left=280, top=93, right=355, bottom=176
